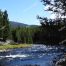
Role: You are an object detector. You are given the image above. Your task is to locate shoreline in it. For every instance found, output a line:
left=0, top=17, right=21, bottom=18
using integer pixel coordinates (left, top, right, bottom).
left=0, top=44, right=32, bottom=51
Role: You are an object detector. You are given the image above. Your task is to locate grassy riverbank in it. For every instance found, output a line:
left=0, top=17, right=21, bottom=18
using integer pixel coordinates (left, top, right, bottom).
left=0, top=44, right=32, bottom=50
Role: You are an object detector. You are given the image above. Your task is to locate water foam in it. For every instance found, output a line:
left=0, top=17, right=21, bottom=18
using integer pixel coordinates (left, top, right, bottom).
left=0, top=54, right=29, bottom=58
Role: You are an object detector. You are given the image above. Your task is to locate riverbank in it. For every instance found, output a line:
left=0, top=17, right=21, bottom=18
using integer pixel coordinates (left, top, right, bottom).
left=0, top=44, right=32, bottom=50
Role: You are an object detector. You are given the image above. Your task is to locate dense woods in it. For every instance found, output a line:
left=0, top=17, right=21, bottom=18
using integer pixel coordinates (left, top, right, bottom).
left=0, top=10, right=9, bottom=41
left=0, top=0, right=66, bottom=45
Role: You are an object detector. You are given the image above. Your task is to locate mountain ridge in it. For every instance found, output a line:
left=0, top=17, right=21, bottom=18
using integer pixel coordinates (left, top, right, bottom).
left=10, top=21, right=38, bottom=28
left=10, top=21, right=28, bottom=28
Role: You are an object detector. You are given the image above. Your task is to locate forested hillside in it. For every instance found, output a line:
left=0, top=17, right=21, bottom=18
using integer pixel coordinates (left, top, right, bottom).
left=10, top=21, right=28, bottom=28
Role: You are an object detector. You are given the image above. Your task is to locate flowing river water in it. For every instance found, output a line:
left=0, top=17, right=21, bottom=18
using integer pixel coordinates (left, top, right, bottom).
left=0, top=45, right=66, bottom=66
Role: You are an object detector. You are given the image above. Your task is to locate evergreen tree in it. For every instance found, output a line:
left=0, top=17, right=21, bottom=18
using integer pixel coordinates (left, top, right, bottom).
left=11, top=29, right=17, bottom=42
left=0, top=10, right=3, bottom=38
left=41, top=0, right=66, bottom=19
left=34, top=0, right=66, bottom=44
left=2, top=10, right=9, bottom=41
left=16, top=27, right=22, bottom=43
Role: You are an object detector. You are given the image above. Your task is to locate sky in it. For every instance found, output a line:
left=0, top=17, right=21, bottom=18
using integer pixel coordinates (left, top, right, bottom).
left=0, top=0, right=53, bottom=25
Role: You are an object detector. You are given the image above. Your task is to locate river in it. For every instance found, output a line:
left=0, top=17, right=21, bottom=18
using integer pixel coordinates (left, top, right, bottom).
left=0, top=44, right=66, bottom=66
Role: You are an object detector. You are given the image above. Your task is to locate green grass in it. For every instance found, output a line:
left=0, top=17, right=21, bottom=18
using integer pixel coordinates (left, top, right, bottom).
left=0, top=44, right=32, bottom=50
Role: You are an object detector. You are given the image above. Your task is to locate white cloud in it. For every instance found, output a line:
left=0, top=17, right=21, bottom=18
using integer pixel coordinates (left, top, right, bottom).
left=44, top=5, right=52, bottom=10
left=44, top=5, right=56, bottom=19
left=49, top=14, right=56, bottom=19
left=44, top=5, right=64, bottom=19
left=61, top=16, right=66, bottom=18
left=49, top=14, right=66, bottom=19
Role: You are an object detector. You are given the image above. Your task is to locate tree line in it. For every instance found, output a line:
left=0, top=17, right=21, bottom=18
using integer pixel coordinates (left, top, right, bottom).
left=0, top=0, right=66, bottom=45
left=0, top=10, right=39, bottom=44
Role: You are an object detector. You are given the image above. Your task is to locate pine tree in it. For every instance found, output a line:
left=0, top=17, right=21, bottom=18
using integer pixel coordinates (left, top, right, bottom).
left=42, top=0, right=66, bottom=18
left=2, top=10, right=9, bottom=41
left=0, top=10, right=3, bottom=38
left=11, top=29, right=17, bottom=42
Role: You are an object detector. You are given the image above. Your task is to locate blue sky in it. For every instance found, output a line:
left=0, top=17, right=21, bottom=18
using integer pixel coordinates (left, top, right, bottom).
left=0, top=0, right=52, bottom=25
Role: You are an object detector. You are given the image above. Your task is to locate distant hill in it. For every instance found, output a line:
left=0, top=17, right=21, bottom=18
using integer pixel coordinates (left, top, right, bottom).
left=10, top=21, right=28, bottom=28
left=10, top=21, right=39, bottom=28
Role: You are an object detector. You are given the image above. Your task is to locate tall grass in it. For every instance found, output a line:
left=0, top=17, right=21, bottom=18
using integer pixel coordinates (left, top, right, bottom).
left=0, top=44, right=32, bottom=50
